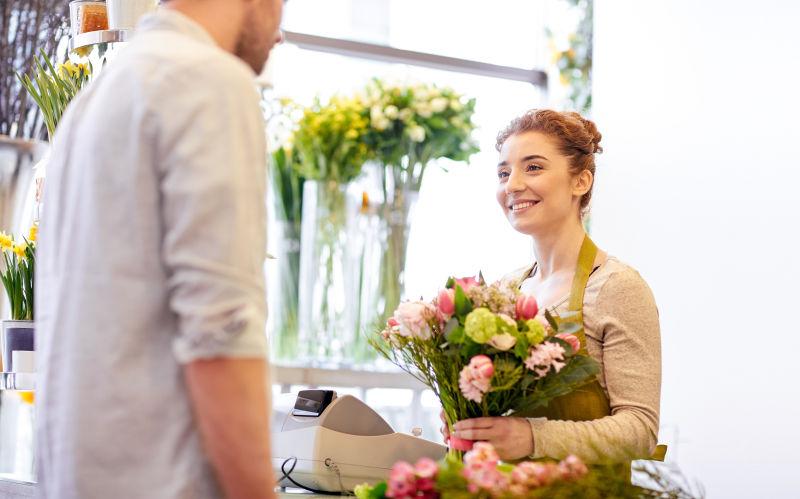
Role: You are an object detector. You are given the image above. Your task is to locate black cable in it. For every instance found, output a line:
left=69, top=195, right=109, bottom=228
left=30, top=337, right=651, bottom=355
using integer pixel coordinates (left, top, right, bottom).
left=279, top=456, right=347, bottom=496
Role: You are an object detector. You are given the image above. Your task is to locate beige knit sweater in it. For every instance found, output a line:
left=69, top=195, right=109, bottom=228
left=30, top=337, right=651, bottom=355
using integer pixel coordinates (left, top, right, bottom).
left=509, top=256, right=662, bottom=463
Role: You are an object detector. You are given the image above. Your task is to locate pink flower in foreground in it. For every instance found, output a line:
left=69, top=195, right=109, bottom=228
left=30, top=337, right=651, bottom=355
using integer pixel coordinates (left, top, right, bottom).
left=454, top=276, right=480, bottom=293
left=437, top=288, right=455, bottom=316
left=555, top=333, right=581, bottom=354
left=524, top=342, right=567, bottom=378
left=462, top=445, right=508, bottom=495
left=459, top=355, right=494, bottom=403
left=386, top=461, right=416, bottom=498
left=464, top=442, right=500, bottom=467
left=515, top=294, right=539, bottom=320
left=414, top=458, right=438, bottom=479
left=558, top=454, right=589, bottom=480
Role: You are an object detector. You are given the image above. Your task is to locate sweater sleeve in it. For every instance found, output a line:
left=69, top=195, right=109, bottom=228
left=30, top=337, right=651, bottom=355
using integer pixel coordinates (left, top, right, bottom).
left=527, top=268, right=662, bottom=462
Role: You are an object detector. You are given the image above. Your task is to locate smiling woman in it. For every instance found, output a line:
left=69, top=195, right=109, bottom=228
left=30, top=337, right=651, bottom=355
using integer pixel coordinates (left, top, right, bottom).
left=450, top=109, right=665, bottom=467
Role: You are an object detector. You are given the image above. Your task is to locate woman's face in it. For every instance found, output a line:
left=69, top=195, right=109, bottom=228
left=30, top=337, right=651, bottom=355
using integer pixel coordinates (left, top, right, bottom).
left=496, top=131, right=589, bottom=236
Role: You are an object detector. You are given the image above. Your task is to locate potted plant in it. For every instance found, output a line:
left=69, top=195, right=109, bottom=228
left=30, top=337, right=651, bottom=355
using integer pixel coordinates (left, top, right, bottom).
left=0, top=226, right=37, bottom=373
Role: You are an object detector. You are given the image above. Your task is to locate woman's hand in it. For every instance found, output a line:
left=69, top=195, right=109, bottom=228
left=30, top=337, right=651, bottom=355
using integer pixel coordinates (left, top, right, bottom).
left=451, top=417, right=534, bottom=460
left=439, top=409, right=450, bottom=443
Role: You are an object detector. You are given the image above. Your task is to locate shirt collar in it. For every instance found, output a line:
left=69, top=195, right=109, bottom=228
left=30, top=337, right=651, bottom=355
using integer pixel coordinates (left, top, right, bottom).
left=136, top=8, right=217, bottom=48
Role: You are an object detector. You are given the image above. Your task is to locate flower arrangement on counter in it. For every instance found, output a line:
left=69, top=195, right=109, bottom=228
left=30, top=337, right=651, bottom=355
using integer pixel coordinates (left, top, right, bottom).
left=354, top=442, right=701, bottom=499
left=17, top=50, right=92, bottom=140
left=0, top=225, right=37, bottom=321
left=370, top=276, right=599, bottom=452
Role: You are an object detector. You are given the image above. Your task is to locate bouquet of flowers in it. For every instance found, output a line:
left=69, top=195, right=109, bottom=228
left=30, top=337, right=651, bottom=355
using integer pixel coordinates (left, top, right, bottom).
left=355, top=442, right=701, bottom=499
left=0, top=225, right=37, bottom=320
left=370, top=276, right=600, bottom=451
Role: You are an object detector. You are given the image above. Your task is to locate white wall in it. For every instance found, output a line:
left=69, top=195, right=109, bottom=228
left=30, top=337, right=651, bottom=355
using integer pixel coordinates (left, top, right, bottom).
left=592, top=1, right=800, bottom=497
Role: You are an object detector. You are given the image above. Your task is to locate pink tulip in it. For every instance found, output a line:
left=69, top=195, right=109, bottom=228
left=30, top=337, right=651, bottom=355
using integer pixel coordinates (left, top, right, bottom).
left=454, top=276, right=479, bottom=293
left=437, top=288, right=455, bottom=316
left=387, top=317, right=399, bottom=328
left=556, top=333, right=581, bottom=353
left=470, top=355, right=494, bottom=378
left=516, top=295, right=539, bottom=320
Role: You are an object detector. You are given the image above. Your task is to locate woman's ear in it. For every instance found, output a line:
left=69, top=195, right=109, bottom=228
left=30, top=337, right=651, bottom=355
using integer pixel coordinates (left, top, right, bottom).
left=573, top=169, right=593, bottom=197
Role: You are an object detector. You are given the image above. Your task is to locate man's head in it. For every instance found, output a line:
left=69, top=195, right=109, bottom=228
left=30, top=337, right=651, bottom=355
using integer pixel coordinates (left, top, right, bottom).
left=235, top=0, right=284, bottom=74
left=165, top=0, right=284, bottom=74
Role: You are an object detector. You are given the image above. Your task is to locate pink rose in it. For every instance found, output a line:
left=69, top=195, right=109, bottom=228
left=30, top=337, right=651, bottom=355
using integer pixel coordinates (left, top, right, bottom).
left=470, top=355, right=494, bottom=378
left=454, top=276, right=479, bottom=293
left=394, top=301, right=435, bottom=339
left=556, top=333, right=581, bottom=353
left=437, top=288, right=455, bottom=316
left=516, top=294, right=539, bottom=320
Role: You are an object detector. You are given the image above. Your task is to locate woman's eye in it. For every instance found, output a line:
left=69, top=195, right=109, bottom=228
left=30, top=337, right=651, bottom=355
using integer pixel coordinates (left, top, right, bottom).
left=526, top=164, right=542, bottom=172
left=497, top=171, right=510, bottom=179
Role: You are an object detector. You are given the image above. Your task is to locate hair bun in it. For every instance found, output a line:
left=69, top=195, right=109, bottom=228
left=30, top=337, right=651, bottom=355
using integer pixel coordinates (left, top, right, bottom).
left=577, top=115, right=603, bottom=154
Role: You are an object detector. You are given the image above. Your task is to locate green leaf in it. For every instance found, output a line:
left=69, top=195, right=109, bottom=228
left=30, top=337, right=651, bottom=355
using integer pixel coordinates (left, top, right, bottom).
left=544, top=309, right=559, bottom=330
left=454, top=285, right=472, bottom=317
left=445, top=325, right=465, bottom=345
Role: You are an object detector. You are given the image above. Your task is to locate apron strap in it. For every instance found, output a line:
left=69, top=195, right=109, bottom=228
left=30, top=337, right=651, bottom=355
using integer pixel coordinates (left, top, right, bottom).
left=568, top=236, right=598, bottom=312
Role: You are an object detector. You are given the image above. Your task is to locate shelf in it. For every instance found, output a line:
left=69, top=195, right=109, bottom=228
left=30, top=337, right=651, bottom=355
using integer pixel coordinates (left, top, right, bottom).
left=70, top=29, right=133, bottom=52
left=0, top=372, right=35, bottom=391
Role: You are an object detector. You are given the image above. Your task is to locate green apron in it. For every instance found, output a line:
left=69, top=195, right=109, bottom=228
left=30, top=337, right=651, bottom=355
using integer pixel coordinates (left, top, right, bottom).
left=517, top=236, right=667, bottom=465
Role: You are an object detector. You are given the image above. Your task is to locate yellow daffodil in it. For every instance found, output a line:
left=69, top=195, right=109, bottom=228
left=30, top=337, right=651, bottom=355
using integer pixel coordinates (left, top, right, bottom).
left=75, top=62, right=91, bottom=76
left=345, top=129, right=359, bottom=140
left=18, top=391, right=34, bottom=405
left=13, top=242, right=27, bottom=259
left=0, top=232, right=13, bottom=251
left=58, top=61, right=79, bottom=78
left=28, top=224, right=38, bottom=243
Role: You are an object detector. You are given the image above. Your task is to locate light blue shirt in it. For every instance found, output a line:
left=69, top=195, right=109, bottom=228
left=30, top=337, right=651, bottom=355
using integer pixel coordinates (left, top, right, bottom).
left=35, top=9, right=268, bottom=498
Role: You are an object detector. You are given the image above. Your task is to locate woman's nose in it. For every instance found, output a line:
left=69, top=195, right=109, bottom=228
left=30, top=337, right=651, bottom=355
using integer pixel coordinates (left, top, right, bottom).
left=505, top=168, right=525, bottom=193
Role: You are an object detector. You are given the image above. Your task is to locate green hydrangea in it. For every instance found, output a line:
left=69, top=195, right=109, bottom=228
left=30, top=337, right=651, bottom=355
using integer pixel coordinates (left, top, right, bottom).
left=525, top=320, right=546, bottom=345
left=464, top=308, right=497, bottom=343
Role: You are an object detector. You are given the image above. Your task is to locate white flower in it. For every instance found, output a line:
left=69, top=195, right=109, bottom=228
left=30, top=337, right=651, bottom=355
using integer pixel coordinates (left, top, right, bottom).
left=488, top=333, right=517, bottom=351
left=399, top=108, right=414, bottom=123
left=415, top=102, right=433, bottom=118
left=450, top=98, right=463, bottom=111
left=408, top=125, right=426, bottom=142
left=370, top=105, right=384, bottom=122
left=372, top=116, right=390, bottom=131
left=384, top=105, right=399, bottom=119
left=431, top=97, right=448, bottom=113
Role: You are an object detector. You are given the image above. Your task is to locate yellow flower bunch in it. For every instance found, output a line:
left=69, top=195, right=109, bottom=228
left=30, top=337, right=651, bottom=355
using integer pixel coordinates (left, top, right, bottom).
left=1, top=225, right=37, bottom=320
left=290, top=95, right=374, bottom=183
left=58, top=60, right=91, bottom=79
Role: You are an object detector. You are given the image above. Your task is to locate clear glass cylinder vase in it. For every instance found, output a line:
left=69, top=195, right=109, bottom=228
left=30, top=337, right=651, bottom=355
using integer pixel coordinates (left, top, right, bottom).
left=269, top=218, right=302, bottom=362
left=297, top=180, right=366, bottom=364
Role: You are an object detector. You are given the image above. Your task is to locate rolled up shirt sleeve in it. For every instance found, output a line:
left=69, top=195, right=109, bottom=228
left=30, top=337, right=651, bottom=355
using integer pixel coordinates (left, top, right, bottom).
left=154, top=56, right=268, bottom=364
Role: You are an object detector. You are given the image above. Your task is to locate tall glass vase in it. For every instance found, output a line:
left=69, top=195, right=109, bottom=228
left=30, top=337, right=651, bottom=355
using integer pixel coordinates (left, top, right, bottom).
left=269, top=218, right=302, bottom=362
left=297, top=180, right=365, bottom=363
left=370, top=164, right=421, bottom=335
